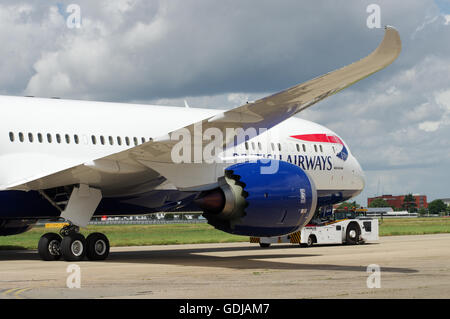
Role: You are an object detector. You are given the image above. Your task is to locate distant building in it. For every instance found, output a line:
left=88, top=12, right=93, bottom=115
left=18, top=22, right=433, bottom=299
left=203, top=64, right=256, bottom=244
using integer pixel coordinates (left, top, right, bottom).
left=368, top=194, right=428, bottom=209
left=365, top=208, right=413, bottom=217
left=366, top=207, right=394, bottom=214
left=438, top=198, right=450, bottom=206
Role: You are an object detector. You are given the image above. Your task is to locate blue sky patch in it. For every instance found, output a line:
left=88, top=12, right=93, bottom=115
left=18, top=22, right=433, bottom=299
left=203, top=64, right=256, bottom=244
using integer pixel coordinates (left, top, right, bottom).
left=435, top=0, right=450, bottom=13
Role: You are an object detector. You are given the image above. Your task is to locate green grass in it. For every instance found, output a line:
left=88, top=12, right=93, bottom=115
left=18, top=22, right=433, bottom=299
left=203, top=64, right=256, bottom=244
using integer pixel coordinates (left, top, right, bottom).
left=0, top=217, right=449, bottom=250
left=0, top=223, right=248, bottom=250
left=378, top=217, right=450, bottom=236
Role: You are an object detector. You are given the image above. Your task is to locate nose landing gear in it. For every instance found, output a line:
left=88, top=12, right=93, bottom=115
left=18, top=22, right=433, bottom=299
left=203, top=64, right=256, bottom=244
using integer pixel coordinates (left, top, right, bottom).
left=37, top=224, right=110, bottom=261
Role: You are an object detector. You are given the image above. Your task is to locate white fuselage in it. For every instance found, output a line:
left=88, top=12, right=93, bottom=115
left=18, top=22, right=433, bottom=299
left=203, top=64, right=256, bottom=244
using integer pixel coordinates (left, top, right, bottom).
left=0, top=95, right=364, bottom=198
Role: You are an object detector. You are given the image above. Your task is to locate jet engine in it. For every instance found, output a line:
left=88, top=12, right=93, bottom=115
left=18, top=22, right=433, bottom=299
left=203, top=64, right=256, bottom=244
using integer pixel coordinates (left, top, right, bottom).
left=195, top=160, right=317, bottom=237
left=0, top=219, right=36, bottom=236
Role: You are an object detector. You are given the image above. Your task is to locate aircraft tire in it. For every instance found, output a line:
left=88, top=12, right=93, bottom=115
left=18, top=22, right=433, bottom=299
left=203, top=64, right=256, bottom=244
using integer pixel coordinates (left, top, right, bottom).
left=86, top=232, right=110, bottom=261
left=38, top=233, right=62, bottom=261
left=61, top=233, right=86, bottom=261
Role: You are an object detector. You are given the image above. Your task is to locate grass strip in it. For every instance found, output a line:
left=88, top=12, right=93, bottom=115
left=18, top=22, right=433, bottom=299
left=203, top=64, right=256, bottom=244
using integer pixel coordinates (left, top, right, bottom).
left=0, top=218, right=449, bottom=250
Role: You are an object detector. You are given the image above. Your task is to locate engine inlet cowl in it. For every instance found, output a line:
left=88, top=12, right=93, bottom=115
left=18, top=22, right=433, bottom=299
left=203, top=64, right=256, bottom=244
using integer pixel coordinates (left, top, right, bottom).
left=197, top=160, right=318, bottom=237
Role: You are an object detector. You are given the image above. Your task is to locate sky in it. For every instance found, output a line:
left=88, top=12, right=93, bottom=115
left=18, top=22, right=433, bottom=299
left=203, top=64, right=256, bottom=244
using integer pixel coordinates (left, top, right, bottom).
left=0, top=0, right=449, bottom=205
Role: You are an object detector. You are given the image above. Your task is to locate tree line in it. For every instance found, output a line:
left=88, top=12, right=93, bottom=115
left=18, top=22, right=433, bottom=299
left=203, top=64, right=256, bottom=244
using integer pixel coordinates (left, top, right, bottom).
left=337, top=194, right=450, bottom=216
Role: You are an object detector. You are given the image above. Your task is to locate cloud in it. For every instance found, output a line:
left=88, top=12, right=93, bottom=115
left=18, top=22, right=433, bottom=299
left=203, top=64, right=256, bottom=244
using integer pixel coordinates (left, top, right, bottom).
left=445, top=15, right=450, bottom=24
left=415, top=89, right=450, bottom=132
left=435, top=89, right=450, bottom=109
left=419, top=121, right=441, bottom=132
left=11, top=0, right=438, bottom=101
left=227, top=93, right=250, bottom=106
left=1, top=0, right=449, bottom=203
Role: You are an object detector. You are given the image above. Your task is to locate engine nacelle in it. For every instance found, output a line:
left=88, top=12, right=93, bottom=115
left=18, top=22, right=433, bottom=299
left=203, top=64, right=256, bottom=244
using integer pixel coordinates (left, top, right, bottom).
left=0, top=219, right=36, bottom=236
left=195, top=160, right=317, bottom=237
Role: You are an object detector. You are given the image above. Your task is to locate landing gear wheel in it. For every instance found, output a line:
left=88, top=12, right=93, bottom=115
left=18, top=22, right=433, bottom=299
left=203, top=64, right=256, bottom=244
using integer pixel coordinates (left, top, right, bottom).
left=61, top=233, right=86, bottom=261
left=346, top=223, right=361, bottom=245
left=259, top=243, right=271, bottom=248
left=38, top=233, right=62, bottom=261
left=86, top=233, right=110, bottom=261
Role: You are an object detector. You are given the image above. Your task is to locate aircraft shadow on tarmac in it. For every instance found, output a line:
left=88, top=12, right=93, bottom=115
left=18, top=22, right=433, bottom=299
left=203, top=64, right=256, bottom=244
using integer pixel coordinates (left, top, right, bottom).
left=0, top=244, right=418, bottom=274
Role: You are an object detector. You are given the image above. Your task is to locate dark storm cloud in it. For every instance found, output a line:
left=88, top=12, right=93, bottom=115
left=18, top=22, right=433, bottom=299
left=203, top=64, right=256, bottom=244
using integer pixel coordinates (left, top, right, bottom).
left=1, top=0, right=449, bottom=203
left=7, top=0, right=437, bottom=101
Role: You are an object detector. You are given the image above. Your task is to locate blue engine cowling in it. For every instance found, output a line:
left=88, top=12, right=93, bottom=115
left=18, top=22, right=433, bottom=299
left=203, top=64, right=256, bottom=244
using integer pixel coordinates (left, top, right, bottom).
left=197, top=160, right=317, bottom=237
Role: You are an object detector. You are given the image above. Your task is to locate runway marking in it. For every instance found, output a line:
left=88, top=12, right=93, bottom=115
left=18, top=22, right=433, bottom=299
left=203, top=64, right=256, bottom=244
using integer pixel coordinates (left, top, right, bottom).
left=13, top=288, right=32, bottom=299
left=1, top=288, right=21, bottom=298
left=1, top=287, right=32, bottom=299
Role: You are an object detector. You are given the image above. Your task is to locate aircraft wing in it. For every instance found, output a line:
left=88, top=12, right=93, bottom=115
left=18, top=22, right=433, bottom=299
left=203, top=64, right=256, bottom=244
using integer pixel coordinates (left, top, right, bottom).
left=10, top=26, right=401, bottom=191
left=131, top=26, right=401, bottom=163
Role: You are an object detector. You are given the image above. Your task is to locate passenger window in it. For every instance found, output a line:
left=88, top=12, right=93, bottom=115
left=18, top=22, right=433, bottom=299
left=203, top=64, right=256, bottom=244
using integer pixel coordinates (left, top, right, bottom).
left=278, top=143, right=281, bottom=151
left=74, top=135, right=79, bottom=144
left=245, top=142, right=249, bottom=150
left=257, top=142, right=262, bottom=151
left=125, top=137, right=130, bottom=146
left=109, top=136, right=114, bottom=145
left=302, top=144, right=306, bottom=152
left=117, top=136, right=122, bottom=146
left=56, top=134, right=61, bottom=144
left=65, top=134, right=70, bottom=144
left=28, top=133, right=34, bottom=143
left=296, top=144, right=300, bottom=152
left=314, top=145, right=318, bottom=152
left=141, top=137, right=146, bottom=144
left=9, top=132, right=14, bottom=142
left=133, top=137, right=138, bottom=146
left=271, top=143, right=274, bottom=151
left=91, top=135, right=97, bottom=145
left=38, top=133, right=43, bottom=143
left=19, top=132, right=24, bottom=142
left=47, top=133, right=52, bottom=143
left=319, top=145, right=323, bottom=152
left=100, top=136, right=105, bottom=145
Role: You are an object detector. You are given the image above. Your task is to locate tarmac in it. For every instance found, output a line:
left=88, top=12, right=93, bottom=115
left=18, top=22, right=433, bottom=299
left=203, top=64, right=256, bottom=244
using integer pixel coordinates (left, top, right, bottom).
left=0, top=234, right=449, bottom=299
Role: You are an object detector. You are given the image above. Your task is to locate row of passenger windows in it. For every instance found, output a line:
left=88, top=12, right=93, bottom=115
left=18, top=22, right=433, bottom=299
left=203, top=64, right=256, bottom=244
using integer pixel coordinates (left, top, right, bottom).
left=8, top=132, right=150, bottom=146
left=8, top=132, right=326, bottom=153
left=244, top=141, right=324, bottom=153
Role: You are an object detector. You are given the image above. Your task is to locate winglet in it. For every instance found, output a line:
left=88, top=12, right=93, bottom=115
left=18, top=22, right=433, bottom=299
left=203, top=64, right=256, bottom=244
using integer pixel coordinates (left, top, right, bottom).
left=369, top=25, right=402, bottom=68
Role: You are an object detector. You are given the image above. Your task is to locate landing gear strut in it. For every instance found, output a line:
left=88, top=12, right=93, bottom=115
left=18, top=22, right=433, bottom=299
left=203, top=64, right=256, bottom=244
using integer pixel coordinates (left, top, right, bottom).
left=38, top=224, right=110, bottom=261
left=38, top=184, right=105, bottom=261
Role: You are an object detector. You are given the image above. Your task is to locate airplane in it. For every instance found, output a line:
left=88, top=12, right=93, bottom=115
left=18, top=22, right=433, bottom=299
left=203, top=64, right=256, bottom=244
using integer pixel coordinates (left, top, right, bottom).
left=0, top=26, right=401, bottom=261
